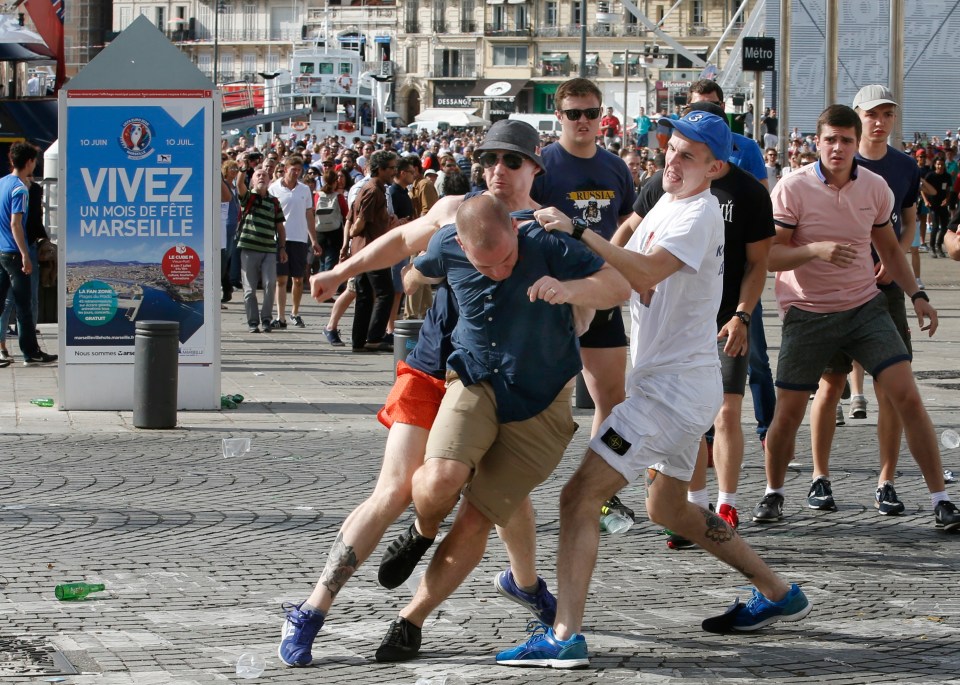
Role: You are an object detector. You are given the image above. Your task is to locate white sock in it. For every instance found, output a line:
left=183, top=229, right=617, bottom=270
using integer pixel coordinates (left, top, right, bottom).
left=852, top=394, right=865, bottom=401
left=688, top=488, right=710, bottom=510
left=717, top=491, right=737, bottom=508
left=931, top=491, right=950, bottom=507
left=765, top=486, right=785, bottom=497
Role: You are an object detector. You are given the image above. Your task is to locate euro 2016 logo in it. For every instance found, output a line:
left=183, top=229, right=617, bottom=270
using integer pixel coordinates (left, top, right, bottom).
left=119, top=118, right=153, bottom=159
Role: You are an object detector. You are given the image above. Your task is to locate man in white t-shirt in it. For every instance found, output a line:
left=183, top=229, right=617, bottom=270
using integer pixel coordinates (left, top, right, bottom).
left=497, top=112, right=810, bottom=670
left=269, top=155, right=319, bottom=328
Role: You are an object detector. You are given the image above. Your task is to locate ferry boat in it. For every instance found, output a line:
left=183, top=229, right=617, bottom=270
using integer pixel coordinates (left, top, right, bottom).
left=273, top=38, right=389, bottom=140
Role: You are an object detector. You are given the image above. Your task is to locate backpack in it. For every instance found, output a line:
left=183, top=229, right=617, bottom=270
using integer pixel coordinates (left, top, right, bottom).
left=315, top=191, right=342, bottom=233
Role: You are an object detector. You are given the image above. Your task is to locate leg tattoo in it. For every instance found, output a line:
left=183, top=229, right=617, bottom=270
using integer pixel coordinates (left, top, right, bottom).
left=702, top=507, right=737, bottom=544
left=320, top=532, right=359, bottom=599
left=645, top=468, right=658, bottom=495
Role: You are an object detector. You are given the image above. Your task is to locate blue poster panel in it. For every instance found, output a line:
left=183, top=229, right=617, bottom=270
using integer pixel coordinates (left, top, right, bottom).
left=64, top=96, right=212, bottom=363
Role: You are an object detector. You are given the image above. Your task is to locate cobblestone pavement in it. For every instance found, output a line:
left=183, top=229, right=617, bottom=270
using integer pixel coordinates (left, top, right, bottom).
left=2, top=264, right=960, bottom=684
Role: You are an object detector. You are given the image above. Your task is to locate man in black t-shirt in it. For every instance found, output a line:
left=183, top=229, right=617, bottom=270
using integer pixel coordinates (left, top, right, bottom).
left=616, top=101, right=774, bottom=545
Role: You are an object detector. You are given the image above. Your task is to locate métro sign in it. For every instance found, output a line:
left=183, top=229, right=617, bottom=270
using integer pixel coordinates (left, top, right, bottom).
left=742, top=37, right=776, bottom=72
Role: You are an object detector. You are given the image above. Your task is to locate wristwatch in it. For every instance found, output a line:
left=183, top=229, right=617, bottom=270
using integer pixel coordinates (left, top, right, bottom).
left=571, top=217, right=588, bottom=241
left=734, top=311, right=751, bottom=326
left=911, top=290, right=929, bottom=303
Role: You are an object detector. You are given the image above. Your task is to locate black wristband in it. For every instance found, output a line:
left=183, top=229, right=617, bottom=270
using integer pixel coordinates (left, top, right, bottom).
left=571, top=218, right=588, bottom=241
left=911, top=290, right=929, bottom=303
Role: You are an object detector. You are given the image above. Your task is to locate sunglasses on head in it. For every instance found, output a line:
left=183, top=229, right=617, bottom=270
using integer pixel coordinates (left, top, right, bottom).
left=478, top=151, right=525, bottom=170
left=560, top=107, right=602, bottom=121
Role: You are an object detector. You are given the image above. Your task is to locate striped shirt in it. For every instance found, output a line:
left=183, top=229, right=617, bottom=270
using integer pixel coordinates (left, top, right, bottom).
left=236, top=191, right=284, bottom=253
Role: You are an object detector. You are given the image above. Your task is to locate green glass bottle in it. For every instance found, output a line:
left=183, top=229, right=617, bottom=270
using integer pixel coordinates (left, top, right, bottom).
left=232, top=394, right=244, bottom=404
left=220, top=395, right=237, bottom=409
left=30, top=398, right=55, bottom=407
left=55, top=582, right=105, bottom=600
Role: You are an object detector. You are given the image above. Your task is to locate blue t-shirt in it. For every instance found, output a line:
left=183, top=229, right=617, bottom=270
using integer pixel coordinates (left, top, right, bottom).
left=635, top=115, right=652, bottom=137
left=855, top=145, right=920, bottom=241
left=728, top=133, right=767, bottom=183
left=0, top=174, right=29, bottom=253
left=414, top=220, right=604, bottom=423
left=531, top=143, right=636, bottom=241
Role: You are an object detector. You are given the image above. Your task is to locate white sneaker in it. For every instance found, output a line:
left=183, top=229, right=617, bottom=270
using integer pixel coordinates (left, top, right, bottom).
left=916, top=278, right=926, bottom=289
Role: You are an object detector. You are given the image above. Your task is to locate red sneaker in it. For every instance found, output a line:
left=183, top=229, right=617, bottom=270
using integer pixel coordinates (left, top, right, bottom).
left=718, top=503, right=739, bottom=529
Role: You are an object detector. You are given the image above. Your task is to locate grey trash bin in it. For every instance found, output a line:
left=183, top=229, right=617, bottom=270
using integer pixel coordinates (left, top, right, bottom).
left=133, top=320, right=179, bottom=429
left=393, top=319, right=424, bottom=375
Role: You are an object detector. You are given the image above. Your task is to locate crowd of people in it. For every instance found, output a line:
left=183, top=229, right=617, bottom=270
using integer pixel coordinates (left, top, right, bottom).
left=213, top=77, right=960, bottom=672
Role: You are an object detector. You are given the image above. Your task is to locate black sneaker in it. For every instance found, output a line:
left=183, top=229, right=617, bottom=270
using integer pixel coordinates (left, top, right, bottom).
left=23, top=352, right=57, bottom=366
left=292, top=315, right=305, bottom=328
left=271, top=318, right=287, bottom=329
left=875, top=481, right=905, bottom=516
left=378, top=523, right=435, bottom=589
left=807, top=477, right=838, bottom=511
left=249, top=325, right=260, bottom=333
left=666, top=531, right=696, bottom=550
left=752, top=493, right=784, bottom=523
left=935, top=501, right=960, bottom=532
left=324, top=328, right=345, bottom=346
left=374, top=617, right=422, bottom=662
left=261, top=320, right=273, bottom=333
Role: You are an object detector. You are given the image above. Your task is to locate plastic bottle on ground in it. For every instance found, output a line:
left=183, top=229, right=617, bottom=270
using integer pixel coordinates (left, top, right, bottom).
left=235, top=653, right=265, bottom=679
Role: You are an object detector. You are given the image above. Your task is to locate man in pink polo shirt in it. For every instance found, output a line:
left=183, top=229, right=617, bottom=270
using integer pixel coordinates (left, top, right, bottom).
left=750, top=104, right=960, bottom=532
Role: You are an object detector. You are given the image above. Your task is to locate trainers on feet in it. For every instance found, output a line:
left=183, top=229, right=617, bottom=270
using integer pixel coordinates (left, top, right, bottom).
left=292, top=315, right=305, bottom=328
left=935, top=500, right=960, bottom=532
left=23, top=352, right=57, bottom=366
left=496, top=621, right=589, bottom=669
left=261, top=320, right=273, bottom=333
left=323, top=328, right=345, bottom=346
left=374, top=617, right=422, bottom=662
left=494, top=570, right=556, bottom=626
left=278, top=601, right=325, bottom=667
left=271, top=318, right=287, bottom=329
left=752, top=493, right=784, bottom=522
left=378, top=523, right=435, bottom=589
left=600, top=495, right=636, bottom=522
left=665, top=531, right=696, bottom=549
left=849, top=396, right=868, bottom=419
left=702, top=583, right=811, bottom=633
left=0, top=349, right=11, bottom=361
left=249, top=325, right=261, bottom=333
left=807, top=476, right=837, bottom=511
left=718, top=503, right=739, bottom=529
left=875, top=481, right=905, bottom=515
left=835, top=403, right=845, bottom=426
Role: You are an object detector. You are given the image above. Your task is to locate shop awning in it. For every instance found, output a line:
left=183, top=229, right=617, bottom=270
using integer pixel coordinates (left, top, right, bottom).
left=467, top=79, right=528, bottom=101
left=585, top=53, right=599, bottom=66
left=374, top=35, right=392, bottom=44
left=611, top=53, right=641, bottom=65
left=541, top=53, right=569, bottom=63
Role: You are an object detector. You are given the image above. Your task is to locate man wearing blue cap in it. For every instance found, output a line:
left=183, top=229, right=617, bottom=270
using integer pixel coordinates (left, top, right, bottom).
left=498, top=111, right=810, bottom=669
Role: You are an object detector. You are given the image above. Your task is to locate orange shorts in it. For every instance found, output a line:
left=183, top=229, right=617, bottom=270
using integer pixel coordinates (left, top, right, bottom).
left=377, top=360, right=447, bottom=430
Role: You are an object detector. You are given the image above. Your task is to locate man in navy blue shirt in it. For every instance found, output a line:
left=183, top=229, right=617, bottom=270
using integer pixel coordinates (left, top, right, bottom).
left=373, top=192, right=628, bottom=662
left=531, top=77, right=636, bottom=439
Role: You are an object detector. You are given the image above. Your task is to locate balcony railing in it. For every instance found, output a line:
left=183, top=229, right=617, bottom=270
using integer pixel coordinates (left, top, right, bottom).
left=460, top=19, right=477, bottom=32
left=539, top=62, right=571, bottom=77
left=429, top=67, right=478, bottom=78
left=432, top=20, right=446, bottom=32
left=190, top=27, right=304, bottom=42
left=687, top=23, right=710, bottom=36
left=405, top=20, right=420, bottom=33
left=533, top=23, right=648, bottom=38
left=484, top=24, right=531, bottom=36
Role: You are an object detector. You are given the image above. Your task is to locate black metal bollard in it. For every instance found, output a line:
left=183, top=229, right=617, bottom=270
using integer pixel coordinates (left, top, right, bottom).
left=393, top=319, right=424, bottom=376
left=133, top=320, right=179, bottom=429
left=574, top=371, right=595, bottom=409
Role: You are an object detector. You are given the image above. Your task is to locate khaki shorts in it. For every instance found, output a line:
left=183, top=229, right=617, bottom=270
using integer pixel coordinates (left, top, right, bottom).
left=424, top=378, right=576, bottom=526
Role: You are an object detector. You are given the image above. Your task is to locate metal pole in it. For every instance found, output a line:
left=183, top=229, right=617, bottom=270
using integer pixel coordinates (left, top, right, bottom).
left=579, top=0, right=587, bottom=78
left=825, top=0, right=838, bottom=108
left=623, top=49, right=629, bottom=134
left=213, top=0, right=220, bottom=85
left=754, top=71, right=762, bottom=144
left=779, top=0, right=791, bottom=161
left=889, top=0, right=905, bottom=146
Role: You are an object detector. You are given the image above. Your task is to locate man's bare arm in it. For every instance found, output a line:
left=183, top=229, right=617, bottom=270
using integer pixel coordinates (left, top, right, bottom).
left=767, top=225, right=857, bottom=272
left=611, top=212, right=643, bottom=248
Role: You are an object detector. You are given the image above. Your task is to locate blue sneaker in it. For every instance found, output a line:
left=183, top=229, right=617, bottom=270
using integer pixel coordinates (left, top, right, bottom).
left=278, top=601, right=325, bottom=667
left=496, top=621, right=589, bottom=669
left=494, top=569, right=556, bottom=626
left=702, top=583, right=811, bottom=633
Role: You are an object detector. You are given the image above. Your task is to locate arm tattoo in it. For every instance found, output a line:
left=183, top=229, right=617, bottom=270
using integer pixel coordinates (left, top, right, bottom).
left=645, top=468, right=658, bottom=493
left=320, top=531, right=359, bottom=598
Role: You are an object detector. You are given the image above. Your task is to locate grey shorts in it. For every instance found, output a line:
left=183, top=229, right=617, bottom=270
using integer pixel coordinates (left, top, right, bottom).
left=718, top=336, right=748, bottom=395
left=824, top=285, right=911, bottom=375
left=776, top=293, right=911, bottom=391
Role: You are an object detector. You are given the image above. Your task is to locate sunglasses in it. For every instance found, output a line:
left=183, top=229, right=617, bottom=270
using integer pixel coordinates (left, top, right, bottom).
left=478, top=152, right=525, bottom=170
left=560, top=107, right=602, bottom=121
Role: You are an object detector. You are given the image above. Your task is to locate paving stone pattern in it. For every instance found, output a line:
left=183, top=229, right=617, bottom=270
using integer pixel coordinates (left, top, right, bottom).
left=2, top=266, right=960, bottom=684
